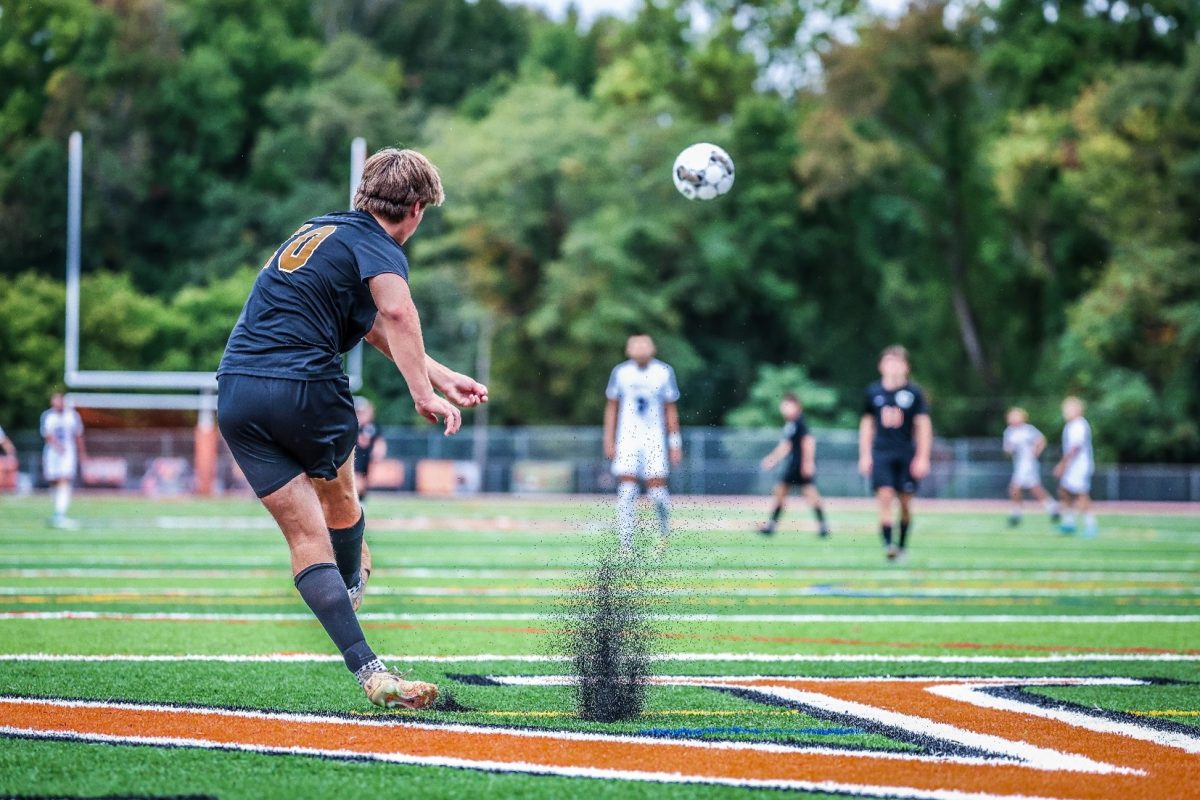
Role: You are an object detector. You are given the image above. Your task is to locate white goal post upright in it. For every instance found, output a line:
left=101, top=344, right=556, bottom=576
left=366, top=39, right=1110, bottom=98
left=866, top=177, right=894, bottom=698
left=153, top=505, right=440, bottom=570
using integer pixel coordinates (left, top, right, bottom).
left=63, top=133, right=368, bottom=494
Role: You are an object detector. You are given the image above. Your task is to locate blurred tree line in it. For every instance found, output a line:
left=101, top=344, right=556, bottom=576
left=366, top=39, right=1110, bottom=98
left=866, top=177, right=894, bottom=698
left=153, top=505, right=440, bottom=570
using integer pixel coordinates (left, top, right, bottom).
left=0, top=0, right=1196, bottom=461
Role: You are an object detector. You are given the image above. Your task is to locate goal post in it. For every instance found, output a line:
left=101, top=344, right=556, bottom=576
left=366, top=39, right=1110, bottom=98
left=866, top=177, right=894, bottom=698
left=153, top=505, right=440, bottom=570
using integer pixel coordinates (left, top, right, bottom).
left=63, top=133, right=369, bottom=494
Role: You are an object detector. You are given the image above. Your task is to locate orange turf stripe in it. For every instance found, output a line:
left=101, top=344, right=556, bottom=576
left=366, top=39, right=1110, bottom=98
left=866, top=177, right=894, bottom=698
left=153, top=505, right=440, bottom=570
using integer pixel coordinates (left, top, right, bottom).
left=1, top=682, right=1198, bottom=799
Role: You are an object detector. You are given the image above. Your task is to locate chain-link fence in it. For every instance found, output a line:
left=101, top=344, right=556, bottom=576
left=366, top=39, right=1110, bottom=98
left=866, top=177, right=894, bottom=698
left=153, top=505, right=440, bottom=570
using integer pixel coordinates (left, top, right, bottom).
left=7, top=426, right=1200, bottom=502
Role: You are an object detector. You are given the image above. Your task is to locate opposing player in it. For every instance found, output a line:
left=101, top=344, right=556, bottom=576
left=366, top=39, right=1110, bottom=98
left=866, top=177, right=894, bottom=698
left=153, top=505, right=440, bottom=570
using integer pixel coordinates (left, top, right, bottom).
left=858, top=346, right=931, bottom=562
left=757, top=392, right=830, bottom=538
left=41, top=393, right=86, bottom=528
left=217, top=148, right=487, bottom=709
left=1054, top=396, right=1097, bottom=537
left=603, top=335, right=681, bottom=554
left=354, top=398, right=383, bottom=504
left=1002, top=407, right=1059, bottom=527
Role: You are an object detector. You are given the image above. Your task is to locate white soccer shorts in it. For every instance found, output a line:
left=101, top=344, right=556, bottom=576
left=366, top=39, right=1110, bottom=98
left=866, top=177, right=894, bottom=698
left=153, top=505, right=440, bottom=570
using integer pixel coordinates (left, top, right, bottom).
left=1010, top=461, right=1042, bottom=490
left=43, top=448, right=77, bottom=482
left=611, top=440, right=669, bottom=481
left=1060, top=461, right=1093, bottom=495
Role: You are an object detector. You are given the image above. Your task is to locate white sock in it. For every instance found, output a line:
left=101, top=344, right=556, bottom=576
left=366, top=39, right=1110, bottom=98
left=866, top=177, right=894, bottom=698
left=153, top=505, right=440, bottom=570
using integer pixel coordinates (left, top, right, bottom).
left=1043, top=498, right=1059, bottom=513
left=1084, top=513, right=1097, bottom=530
left=1063, top=512, right=1076, bottom=527
left=54, top=483, right=71, bottom=517
left=616, top=482, right=638, bottom=550
left=1010, top=505, right=1022, bottom=518
left=647, top=486, right=671, bottom=539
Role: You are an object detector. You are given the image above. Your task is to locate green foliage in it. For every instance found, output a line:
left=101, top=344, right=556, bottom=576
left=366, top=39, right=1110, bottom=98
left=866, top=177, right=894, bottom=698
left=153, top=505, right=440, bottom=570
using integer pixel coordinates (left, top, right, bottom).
left=725, top=364, right=847, bottom=428
left=0, top=0, right=1196, bottom=460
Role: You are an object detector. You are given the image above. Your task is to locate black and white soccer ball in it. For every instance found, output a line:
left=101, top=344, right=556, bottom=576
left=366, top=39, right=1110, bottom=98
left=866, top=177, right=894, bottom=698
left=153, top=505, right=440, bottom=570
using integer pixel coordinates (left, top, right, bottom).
left=672, top=142, right=735, bottom=200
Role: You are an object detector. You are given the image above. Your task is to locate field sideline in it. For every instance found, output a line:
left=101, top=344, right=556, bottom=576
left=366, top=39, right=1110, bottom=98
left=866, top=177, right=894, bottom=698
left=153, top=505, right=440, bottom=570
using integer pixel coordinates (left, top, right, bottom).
left=1, top=493, right=1198, bottom=799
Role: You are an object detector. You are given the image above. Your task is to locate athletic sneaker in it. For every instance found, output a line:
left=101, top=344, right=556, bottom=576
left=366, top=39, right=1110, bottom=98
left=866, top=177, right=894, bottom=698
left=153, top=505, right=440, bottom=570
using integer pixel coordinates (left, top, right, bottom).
left=361, top=671, right=439, bottom=710
left=757, top=523, right=775, bottom=536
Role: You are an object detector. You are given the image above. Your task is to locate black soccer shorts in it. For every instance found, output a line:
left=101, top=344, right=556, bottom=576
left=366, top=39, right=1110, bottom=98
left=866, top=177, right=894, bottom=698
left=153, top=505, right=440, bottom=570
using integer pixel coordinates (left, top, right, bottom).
left=781, top=462, right=814, bottom=487
left=871, top=451, right=918, bottom=494
left=217, top=374, right=357, bottom=498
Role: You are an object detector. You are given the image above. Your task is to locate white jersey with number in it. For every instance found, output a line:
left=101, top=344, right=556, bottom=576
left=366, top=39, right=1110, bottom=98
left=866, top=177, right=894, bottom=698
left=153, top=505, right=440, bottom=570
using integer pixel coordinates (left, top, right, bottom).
left=41, top=408, right=84, bottom=482
left=606, top=359, right=680, bottom=480
left=1060, top=417, right=1094, bottom=494
left=1003, top=423, right=1043, bottom=488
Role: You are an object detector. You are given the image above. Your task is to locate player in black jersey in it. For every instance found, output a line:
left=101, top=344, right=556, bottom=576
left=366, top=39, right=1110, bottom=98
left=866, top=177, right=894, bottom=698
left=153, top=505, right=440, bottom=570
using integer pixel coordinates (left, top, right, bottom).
left=217, top=148, right=487, bottom=709
left=858, top=345, right=931, bottom=562
left=757, top=393, right=830, bottom=537
left=354, top=398, right=382, bottom=505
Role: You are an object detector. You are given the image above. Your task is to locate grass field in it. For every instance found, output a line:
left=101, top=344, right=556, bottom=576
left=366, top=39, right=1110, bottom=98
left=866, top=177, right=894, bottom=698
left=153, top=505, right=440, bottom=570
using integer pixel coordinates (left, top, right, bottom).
left=1, top=493, right=1198, bottom=799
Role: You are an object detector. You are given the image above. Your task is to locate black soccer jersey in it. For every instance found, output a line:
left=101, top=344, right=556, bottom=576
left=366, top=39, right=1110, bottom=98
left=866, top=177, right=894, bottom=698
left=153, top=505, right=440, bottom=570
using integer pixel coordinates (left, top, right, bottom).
left=218, top=211, right=409, bottom=381
left=862, top=381, right=928, bottom=453
left=782, top=415, right=809, bottom=471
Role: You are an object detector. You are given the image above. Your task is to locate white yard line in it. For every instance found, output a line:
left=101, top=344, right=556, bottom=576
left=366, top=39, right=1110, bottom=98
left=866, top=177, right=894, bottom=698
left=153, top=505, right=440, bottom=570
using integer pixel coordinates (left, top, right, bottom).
left=1, top=610, right=1199, bottom=623
left=0, top=652, right=1198, bottom=663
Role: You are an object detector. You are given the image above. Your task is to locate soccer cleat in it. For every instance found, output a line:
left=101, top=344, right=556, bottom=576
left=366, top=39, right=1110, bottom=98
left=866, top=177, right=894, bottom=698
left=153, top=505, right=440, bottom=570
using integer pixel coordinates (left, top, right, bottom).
left=757, top=523, right=775, bottom=536
left=653, top=537, right=669, bottom=558
left=362, top=671, right=439, bottom=710
left=348, top=577, right=366, bottom=612
left=885, top=545, right=899, bottom=561
left=818, top=526, right=830, bottom=539
left=1051, top=511, right=1062, bottom=525
left=893, top=548, right=907, bottom=564
left=1007, top=514, right=1020, bottom=528
left=1059, top=523, right=1077, bottom=535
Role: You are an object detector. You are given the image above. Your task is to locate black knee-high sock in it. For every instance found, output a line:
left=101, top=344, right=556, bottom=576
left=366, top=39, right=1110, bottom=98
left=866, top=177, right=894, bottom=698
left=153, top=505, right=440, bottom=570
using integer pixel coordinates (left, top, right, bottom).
left=329, top=512, right=365, bottom=589
left=899, top=519, right=910, bottom=549
left=294, top=563, right=375, bottom=673
left=881, top=524, right=893, bottom=546
left=813, top=506, right=826, bottom=524
left=771, top=505, right=783, bottom=522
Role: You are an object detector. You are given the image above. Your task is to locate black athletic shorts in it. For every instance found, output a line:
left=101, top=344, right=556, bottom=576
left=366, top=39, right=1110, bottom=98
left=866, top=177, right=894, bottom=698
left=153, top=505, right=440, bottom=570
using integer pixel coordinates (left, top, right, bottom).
left=217, top=374, right=357, bottom=498
left=871, top=450, right=918, bottom=494
left=781, top=461, right=814, bottom=487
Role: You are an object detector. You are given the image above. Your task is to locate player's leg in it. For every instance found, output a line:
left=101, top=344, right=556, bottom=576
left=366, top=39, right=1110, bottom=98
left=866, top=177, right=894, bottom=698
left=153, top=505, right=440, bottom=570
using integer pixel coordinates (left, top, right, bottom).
left=1030, top=482, right=1060, bottom=522
left=1078, top=491, right=1098, bottom=538
left=801, top=483, right=830, bottom=537
left=355, top=469, right=369, bottom=504
left=876, top=487, right=896, bottom=557
left=1058, top=486, right=1077, bottom=533
left=1008, top=481, right=1023, bottom=527
left=313, top=457, right=370, bottom=609
left=897, top=492, right=914, bottom=559
left=646, top=476, right=671, bottom=545
left=759, top=482, right=789, bottom=535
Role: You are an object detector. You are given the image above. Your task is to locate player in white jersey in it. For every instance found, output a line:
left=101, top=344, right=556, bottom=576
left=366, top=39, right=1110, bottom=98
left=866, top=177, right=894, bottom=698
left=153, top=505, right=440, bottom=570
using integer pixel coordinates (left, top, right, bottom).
left=603, top=335, right=681, bottom=554
left=1053, top=396, right=1097, bottom=537
left=41, top=393, right=86, bottom=528
left=1002, top=407, right=1059, bottom=527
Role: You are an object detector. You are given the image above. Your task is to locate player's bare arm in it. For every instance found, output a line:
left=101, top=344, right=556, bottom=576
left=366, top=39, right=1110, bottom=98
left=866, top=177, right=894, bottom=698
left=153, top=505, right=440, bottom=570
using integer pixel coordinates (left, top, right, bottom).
left=858, top=414, right=875, bottom=476
left=367, top=273, right=461, bottom=435
left=362, top=325, right=486, bottom=408
left=801, top=433, right=817, bottom=479
left=603, top=398, right=619, bottom=460
left=1033, top=433, right=1047, bottom=458
left=911, top=413, right=932, bottom=480
left=665, top=401, right=682, bottom=466
left=761, top=440, right=791, bottom=471
left=1054, top=445, right=1079, bottom=479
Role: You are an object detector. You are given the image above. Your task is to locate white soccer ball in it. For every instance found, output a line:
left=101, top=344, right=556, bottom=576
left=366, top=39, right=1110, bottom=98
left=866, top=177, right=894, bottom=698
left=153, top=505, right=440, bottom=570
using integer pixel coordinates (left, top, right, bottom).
left=672, top=142, right=735, bottom=200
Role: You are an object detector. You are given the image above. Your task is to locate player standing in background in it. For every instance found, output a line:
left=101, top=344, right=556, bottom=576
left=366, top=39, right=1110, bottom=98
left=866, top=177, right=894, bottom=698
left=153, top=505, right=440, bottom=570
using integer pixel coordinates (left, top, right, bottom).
left=354, top=398, right=383, bottom=505
left=0, top=422, right=19, bottom=490
left=757, top=392, right=830, bottom=537
left=1002, top=407, right=1059, bottom=527
left=1054, top=396, right=1097, bottom=537
left=41, top=393, right=86, bottom=528
left=858, top=346, right=932, bottom=562
left=603, top=335, right=681, bottom=555
left=217, top=148, right=487, bottom=709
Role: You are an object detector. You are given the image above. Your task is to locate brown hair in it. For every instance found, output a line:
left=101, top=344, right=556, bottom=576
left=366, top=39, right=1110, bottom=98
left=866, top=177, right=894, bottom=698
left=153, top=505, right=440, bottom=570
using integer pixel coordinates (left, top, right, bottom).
left=879, top=344, right=909, bottom=363
left=353, top=148, right=445, bottom=223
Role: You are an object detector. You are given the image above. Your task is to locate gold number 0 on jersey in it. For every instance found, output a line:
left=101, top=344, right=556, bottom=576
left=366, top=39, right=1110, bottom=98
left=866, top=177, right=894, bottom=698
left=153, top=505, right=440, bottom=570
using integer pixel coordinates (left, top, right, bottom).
left=277, top=225, right=337, bottom=273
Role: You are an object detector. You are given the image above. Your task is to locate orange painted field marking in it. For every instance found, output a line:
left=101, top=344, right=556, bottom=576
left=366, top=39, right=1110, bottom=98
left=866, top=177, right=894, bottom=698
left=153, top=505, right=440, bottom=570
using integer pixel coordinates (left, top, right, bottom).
left=2, top=677, right=1198, bottom=799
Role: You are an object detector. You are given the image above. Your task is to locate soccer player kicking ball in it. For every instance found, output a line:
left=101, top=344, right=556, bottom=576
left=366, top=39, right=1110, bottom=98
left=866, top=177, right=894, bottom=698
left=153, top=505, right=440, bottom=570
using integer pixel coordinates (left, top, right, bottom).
left=603, top=335, right=681, bottom=555
left=757, top=392, right=830, bottom=538
left=1054, top=396, right=1097, bottom=538
left=858, top=346, right=932, bottom=562
left=217, top=148, right=487, bottom=709
left=1002, top=407, right=1059, bottom=527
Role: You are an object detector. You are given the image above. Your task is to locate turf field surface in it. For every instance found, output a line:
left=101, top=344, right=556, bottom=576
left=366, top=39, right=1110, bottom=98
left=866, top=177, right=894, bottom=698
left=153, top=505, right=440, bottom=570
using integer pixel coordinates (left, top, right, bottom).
left=0, top=494, right=1197, bottom=799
